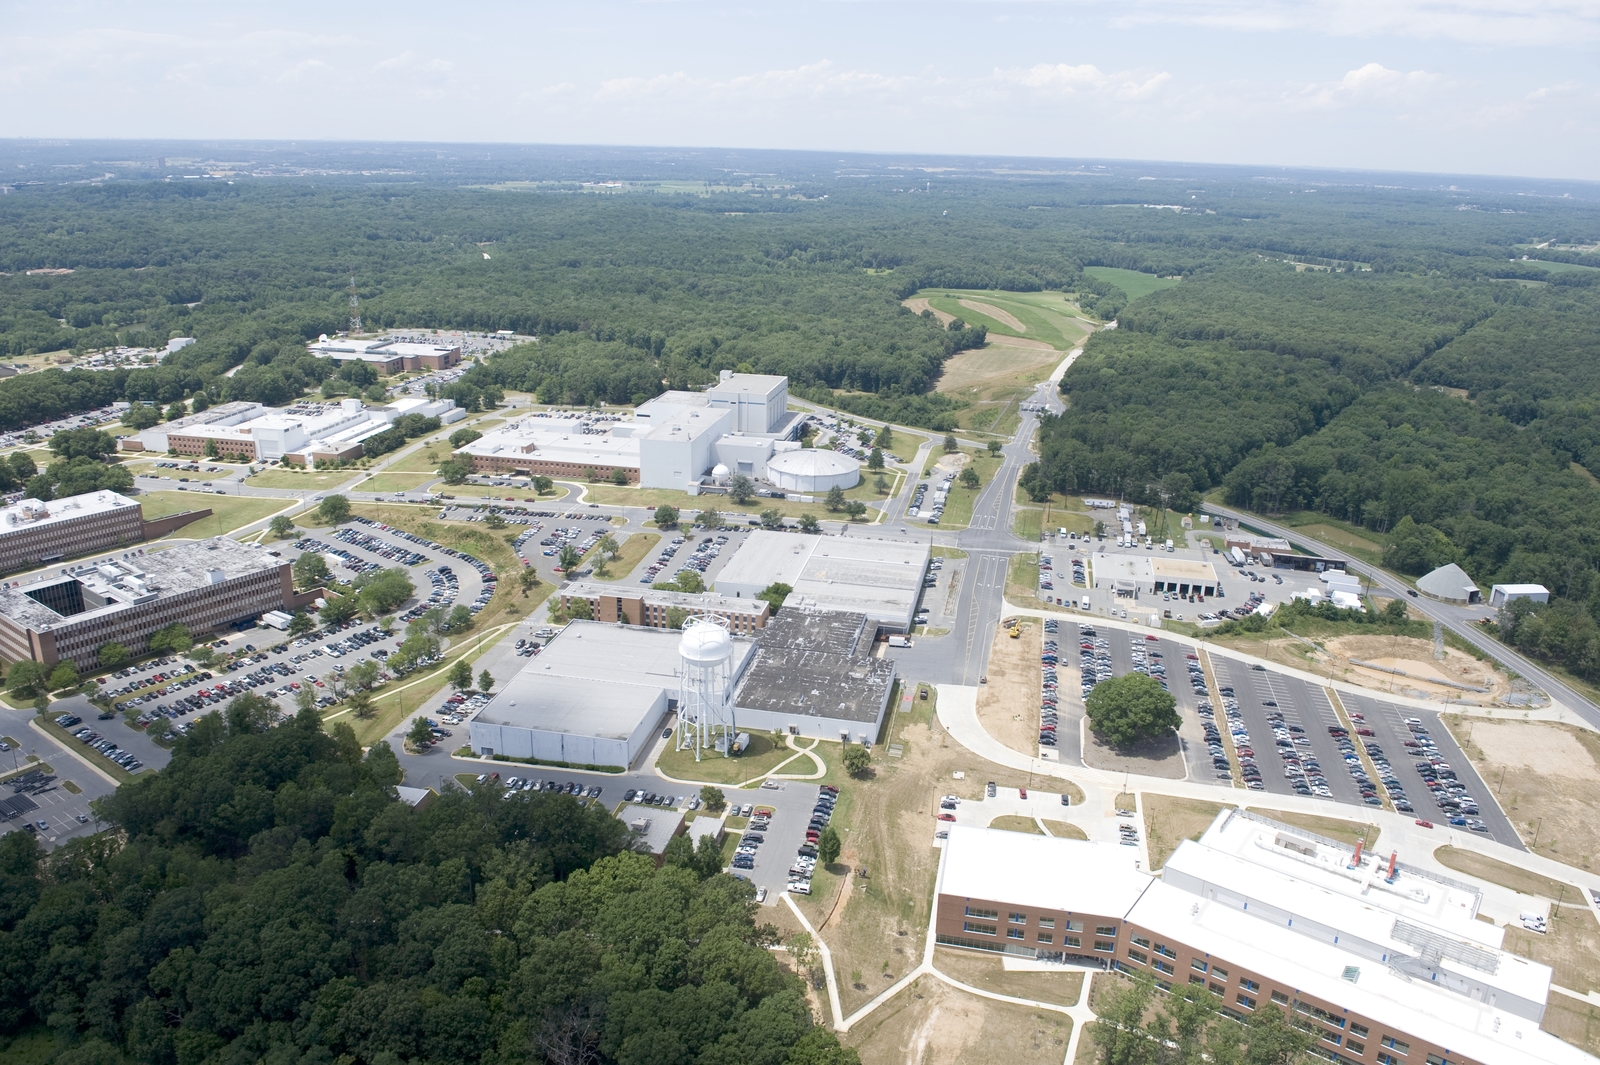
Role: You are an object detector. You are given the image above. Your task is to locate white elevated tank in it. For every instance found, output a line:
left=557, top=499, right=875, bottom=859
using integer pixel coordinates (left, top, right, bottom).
left=676, top=617, right=737, bottom=760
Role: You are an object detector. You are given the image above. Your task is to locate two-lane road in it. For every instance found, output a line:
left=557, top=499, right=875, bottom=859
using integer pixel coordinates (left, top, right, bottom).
left=1200, top=502, right=1599, bottom=725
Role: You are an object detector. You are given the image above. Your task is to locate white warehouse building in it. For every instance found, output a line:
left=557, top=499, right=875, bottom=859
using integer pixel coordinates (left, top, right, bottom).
left=766, top=449, right=860, bottom=493
left=454, top=371, right=806, bottom=490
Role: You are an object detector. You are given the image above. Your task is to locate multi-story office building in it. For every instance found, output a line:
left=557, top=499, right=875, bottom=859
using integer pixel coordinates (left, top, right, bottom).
left=0, top=539, right=299, bottom=669
left=0, top=492, right=147, bottom=574
left=934, top=811, right=1587, bottom=1065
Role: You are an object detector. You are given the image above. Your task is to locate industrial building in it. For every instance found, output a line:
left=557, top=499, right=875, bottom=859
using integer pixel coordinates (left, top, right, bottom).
left=766, top=449, right=860, bottom=493
left=470, top=622, right=754, bottom=768
left=731, top=608, right=895, bottom=744
left=0, top=490, right=211, bottom=576
left=1417, top=563, right=1482, bottom=604
left=1490, top=584, right=1548, bottom=609
left=1091, top=552, right=1220, bottom=599
left=119, top=397, right=460, bottom=463
left=935, top=810, right=1584, bottom=1065
left=307, top=336, right=463, bottom=373
left=715, top=531, right=931, bottom=632
left=557, top=581, right=770, bottom=634
left=453, top=372, right=814, bottom=490
left=619, top=803, right=687, bottom=864
left=468, top=606, right=897, bottom=767
left=0, top=539, right=303, bottom=669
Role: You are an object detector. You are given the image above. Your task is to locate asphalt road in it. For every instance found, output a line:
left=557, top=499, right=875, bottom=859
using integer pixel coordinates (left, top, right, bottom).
left=1200, top=501, right=1598, bottom=725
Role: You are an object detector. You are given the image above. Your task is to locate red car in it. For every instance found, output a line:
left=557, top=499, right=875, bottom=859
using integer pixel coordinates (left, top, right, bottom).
left=1019, top=787, right=1028, bottom=799
left=1415, top=819, right=1434, bottom=829
left=937, top=813, right=956, bottom=822
left=1145, top=634, right=1158, bottom=641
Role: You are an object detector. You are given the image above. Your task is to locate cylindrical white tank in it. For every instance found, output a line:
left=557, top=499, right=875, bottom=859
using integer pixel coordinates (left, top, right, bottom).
left=766, top=449, right=860, bottom=493
left=677, top=618, right=736, bottom=760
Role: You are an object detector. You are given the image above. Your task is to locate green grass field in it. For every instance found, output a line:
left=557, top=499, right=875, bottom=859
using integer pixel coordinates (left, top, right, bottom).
left=358, top=473, right=437, bottom=494
left=246, top=468, right=359, bottom=491
left=908, top=288, right=1091, bottom=349
left=1083, top=266, right=1181, bottom=302
left=594, top=532, right=660, bottom=581
left=1529, top=259, right=1600, bottom=274
left=932, top=451, right=1003, bottom=530
left=136, top=491, right=289, bottom=537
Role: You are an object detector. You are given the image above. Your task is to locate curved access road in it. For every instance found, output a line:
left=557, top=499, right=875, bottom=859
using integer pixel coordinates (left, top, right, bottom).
left=1200, top=502, right=1599, bottom=725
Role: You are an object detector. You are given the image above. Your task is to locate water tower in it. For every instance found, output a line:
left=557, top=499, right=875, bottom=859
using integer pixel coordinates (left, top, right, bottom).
left=677, top=617, right=736, bottom=760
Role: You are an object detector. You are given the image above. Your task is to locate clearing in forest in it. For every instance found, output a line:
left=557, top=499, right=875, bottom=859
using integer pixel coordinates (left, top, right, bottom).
left=1083, top=266, right=1181, bottom=302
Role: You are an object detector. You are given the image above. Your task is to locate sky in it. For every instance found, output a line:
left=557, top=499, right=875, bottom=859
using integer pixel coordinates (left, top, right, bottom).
left=3, top=0, right=1598, bottom=180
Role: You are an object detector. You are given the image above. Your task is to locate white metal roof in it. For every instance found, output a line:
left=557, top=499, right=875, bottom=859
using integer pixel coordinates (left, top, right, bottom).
left=937, top=824, right=1152, bottom=917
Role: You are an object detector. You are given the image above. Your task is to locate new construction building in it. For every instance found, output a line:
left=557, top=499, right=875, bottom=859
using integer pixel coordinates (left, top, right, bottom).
left=0, top=539, right=300, bottom=669
left=935, top=810, right=1584, bottom=1065
left=453, top=372, right=810, bottom=489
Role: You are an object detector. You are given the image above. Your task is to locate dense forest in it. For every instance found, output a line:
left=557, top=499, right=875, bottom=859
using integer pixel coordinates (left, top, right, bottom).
left=0, top=696, right=857, bottom=1065
left=4, top=142, right=1600, bottom=674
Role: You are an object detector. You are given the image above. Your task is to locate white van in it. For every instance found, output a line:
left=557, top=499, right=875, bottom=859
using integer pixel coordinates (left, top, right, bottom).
left=1080, top=596, right=1091, bottom=610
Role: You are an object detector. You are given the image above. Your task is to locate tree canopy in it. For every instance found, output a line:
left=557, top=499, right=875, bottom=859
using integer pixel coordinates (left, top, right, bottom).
left=1084, top=673, right=1181, bottom=748
left=0, top=701, right=860, bottom=1065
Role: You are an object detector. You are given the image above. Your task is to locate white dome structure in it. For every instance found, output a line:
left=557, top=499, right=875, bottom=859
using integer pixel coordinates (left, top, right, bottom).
left=679, top=619, right=734, bottom=664
left=767, top=449, right=860, bottom=493
left=711, top=463, right=731, bottom=485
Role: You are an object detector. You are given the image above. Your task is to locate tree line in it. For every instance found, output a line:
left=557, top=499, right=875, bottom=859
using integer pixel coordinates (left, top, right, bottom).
left=0, top=697, right=859, bottom=1065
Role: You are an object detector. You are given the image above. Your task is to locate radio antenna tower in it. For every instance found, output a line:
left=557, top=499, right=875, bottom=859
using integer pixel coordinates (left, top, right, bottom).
left=347, top=271, right=361, bottom=334
left=677, top=617, right=737, bottom=760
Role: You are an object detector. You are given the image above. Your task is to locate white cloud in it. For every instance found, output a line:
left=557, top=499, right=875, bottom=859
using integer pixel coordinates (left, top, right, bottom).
left=1067, top=0, right=1600, bottom=48
left=1298, top=61, right=1440, bottom=106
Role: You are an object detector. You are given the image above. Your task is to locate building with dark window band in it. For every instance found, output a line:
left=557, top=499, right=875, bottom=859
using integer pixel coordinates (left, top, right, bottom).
left=0, top=538, right=301, bottom=669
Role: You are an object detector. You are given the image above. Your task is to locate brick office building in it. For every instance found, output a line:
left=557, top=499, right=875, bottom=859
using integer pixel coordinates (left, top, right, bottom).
left=557, top=581, right=769, bottom=634
left=0, top=492, right=147, bottom=574
left=0, top=539, right=302, bottom=669
left=934, top=812, right=1584, bottom=1065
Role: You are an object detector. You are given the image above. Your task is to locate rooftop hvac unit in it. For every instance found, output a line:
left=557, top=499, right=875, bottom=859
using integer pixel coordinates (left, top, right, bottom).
left=206, top=567, right=226, bottom=585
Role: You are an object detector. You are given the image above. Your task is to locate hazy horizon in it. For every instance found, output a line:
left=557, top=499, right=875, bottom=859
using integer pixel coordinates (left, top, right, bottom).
left=4, top=0, right=1597, bottom=181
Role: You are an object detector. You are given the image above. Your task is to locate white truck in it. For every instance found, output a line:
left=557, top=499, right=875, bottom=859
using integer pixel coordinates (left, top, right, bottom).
left=887, top=634, right=912, bottom=648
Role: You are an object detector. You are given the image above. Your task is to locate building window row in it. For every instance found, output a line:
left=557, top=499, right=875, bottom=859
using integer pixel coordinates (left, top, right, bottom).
left=963, top=921, right=997, bottom=936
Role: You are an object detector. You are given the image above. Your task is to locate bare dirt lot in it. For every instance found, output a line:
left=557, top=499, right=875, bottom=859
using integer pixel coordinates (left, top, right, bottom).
left=805, top=689, right=1083, bottom=1018
left=959, top=298, right=1027, bottom=333
left=1216, top=633, right=1511, bottom=704
left=903, top=297, right=954, bottom=326
left=845, top=975, right=1073, bottom=1065
left=932, top=947, right=1084, bottom=1006
left=977, top=622, right=1045, bottom=758
left=935, top=344, right=1062, bottom=396
left=1083, top=727, right=1187, bottom=779
left=1142, top=795, right=1234, bottom=869
left=1443, top=716, right=1600, bottom=868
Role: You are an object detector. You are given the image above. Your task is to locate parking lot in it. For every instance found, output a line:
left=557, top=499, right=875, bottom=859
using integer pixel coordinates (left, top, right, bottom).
left=99, top=519, right=489, bottom=736
left=1339, top=692, right=1520, bottom=847
left=0, top=704, right=118, bottom=848
left=1061, top=624, right=1227, bottom=786
left=1209, top=658, right=1362, bottom=804
left=412, top=741, right=824, bottom=903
